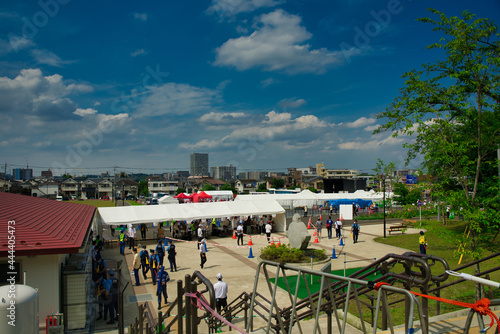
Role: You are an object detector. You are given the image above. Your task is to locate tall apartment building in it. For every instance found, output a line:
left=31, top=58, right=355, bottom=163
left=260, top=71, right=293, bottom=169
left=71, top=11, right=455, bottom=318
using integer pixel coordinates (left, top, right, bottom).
left=210, top=165, right=236, bottom=180
left=190, top=153, right=209, bottom=176
left=13, top=168, right=33, bottom=181
left=238, top=171, right=267, bottom=180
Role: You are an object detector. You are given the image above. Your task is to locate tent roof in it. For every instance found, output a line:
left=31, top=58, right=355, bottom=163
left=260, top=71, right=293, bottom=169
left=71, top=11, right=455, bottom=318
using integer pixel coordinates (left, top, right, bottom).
left=158, top=195, right=177, bottom=204
left=174, top=193, right=189, bottom=199
left=97, top=199, right=285, bottom=225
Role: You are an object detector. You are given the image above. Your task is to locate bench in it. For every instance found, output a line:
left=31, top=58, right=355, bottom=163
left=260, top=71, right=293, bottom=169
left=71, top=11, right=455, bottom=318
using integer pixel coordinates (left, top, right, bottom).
left=387, top=223, right=408, bottom=235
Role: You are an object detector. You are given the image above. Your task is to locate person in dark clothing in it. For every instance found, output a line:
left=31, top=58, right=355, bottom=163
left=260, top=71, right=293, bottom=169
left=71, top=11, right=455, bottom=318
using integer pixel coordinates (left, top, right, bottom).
left=166, top=240, right=177, bottom=272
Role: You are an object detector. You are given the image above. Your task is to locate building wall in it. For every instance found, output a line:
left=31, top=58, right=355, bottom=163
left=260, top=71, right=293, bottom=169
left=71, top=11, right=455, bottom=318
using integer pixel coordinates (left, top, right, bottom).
left=13, top=253, right=68, bottom=328
left=190, top=153, right=209, bottom=176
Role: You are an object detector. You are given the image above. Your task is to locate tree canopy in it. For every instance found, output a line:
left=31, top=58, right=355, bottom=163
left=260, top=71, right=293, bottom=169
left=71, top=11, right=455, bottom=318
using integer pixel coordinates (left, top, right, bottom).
left=374, top=9, right=500, bottom=258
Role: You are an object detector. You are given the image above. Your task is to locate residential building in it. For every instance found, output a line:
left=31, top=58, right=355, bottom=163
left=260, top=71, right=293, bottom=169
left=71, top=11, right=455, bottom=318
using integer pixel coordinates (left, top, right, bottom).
left=148, top=180, right=179, bottom=196
left=190, top=153, right=209, bottom=176
left=31, top=181, right=60, bottom=199
left=98, top=179, right=113, bottom=198
left=238, top=171, right=267, bottom=180
left=116, top=179, right=138, bottom=197
left=12, top=168, right=33, bottom=181
left=61, top=178, right=79, bottom=197
left=0, top=192, right=96, bottom=330
left=235, top=179, right=259, bottom=193
left=80, top=179, right=99, bottom=199
left=210, top=165, right=236, bottom=180
left=41, top=169, right=53, bottom=178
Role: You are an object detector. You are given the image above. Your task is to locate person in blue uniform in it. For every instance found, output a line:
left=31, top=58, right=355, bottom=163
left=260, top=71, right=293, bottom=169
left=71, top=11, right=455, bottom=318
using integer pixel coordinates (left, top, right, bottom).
left=157, top=266, right=170, bottom=309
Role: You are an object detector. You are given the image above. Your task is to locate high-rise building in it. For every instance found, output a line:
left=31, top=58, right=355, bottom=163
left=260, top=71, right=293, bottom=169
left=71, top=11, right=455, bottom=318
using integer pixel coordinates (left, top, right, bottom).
left=41, top=169, right=53, bottom=178
left=190, top=153, right=209, bottom=176
left=210, top=165, right=236, bottom=180
left=13, top=168, right=33, bottom=181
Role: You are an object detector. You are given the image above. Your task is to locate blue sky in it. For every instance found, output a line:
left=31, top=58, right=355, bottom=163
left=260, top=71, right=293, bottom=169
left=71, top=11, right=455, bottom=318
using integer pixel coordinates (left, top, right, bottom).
left=1, top=0, right=499, bottom=177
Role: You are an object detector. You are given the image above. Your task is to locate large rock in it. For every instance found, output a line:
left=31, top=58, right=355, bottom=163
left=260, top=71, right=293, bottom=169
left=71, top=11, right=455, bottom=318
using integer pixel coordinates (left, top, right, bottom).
left=286, top=213, right=311, bottom=250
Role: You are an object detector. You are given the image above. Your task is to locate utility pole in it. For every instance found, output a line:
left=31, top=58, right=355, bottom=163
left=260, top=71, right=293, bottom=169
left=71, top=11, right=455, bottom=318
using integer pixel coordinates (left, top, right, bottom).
left=113, top=167, right=117, bottom=207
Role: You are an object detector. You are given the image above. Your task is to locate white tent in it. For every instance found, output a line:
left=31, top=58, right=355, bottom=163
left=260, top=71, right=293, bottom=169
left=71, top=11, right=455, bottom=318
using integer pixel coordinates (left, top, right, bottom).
left=202, top=190, right=234, bottom=201
left=235, top=190, right=319, bottom=208
left=97, top=199, right=287, bottom=231
left=158, top=195, right=178, bottom=204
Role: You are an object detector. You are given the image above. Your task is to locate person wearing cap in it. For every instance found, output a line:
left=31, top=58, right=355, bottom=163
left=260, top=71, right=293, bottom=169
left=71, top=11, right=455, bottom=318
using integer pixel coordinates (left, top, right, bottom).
left=419, top=231, right=427, bottom=254
left=157, top=266, right=170, bottom=309
left=103, top=269, right=118, bottom=324
left=315, top=217, right=322, bottom=239
left=236, top=222, right=244, bottom=246
left=166, top=240, right=177, bottom=272
left=214, top=273, right=228, bottom=314
left=156, top=239, right=165, bottom=266
left=351, top=220, right=360, bottom=243
left=199, top=239, right=207, bottom=269
left=149, top=249, right=159, bottom=285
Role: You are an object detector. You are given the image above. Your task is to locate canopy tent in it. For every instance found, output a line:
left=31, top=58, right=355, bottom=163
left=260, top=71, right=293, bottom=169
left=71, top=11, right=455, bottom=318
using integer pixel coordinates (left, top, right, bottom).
left=203, top=190, right=234, bottom=201
left=235, top=190, right=319, bottom=209
left=158, top=195, right=178, bottom=204
left=97, top=199, right=287, bottom=231
left=174, top=193, right=189, bottom=199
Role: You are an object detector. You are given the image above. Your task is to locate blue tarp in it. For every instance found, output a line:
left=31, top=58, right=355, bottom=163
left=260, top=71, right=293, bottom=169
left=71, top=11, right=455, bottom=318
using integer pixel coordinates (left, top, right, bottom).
left=328, top=199, right=372, bottom=208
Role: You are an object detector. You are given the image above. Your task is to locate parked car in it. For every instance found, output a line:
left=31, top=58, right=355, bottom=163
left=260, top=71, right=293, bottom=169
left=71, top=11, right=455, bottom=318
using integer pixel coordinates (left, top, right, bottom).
left=102, top=196, right=110, bottom=201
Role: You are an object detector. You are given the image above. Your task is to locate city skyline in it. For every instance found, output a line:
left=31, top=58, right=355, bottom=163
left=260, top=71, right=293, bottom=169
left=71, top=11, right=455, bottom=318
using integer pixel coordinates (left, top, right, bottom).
left=1, top=1, right=499, bottom=176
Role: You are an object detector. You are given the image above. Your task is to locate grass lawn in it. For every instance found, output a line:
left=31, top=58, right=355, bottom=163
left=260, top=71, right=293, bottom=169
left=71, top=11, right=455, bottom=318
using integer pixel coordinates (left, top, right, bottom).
left=67, top=199, right=116, bottom=207
left=127, top=200, right=143, bottom=206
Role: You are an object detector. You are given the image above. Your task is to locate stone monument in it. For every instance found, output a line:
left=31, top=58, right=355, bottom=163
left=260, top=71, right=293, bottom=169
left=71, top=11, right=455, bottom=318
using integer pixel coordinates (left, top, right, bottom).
left=286, top=213, right=311, bottom=250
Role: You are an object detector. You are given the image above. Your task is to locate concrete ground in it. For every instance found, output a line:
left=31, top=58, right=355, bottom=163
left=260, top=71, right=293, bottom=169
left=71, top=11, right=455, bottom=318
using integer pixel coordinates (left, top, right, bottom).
left=93, top=218, right=500, bottom=333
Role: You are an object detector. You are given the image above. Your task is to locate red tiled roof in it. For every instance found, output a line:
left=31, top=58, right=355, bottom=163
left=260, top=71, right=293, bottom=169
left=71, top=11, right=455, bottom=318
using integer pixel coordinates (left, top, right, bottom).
left=0, top=192, right=95, bottom=257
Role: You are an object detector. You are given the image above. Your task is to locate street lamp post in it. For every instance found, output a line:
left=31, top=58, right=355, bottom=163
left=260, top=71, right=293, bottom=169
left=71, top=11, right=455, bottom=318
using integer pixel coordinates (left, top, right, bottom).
left=382, top=175, right=387, bottom=239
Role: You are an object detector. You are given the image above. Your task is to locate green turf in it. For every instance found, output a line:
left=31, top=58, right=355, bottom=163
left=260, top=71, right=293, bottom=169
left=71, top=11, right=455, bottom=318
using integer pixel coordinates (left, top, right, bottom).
left=269, top=267, right=382, bottom=299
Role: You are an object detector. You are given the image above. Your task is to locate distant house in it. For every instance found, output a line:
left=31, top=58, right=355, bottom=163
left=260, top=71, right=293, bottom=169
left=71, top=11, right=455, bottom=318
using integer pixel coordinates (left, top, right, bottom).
left=235, top=179, right=258, bottom=194
left=61, top=178, right=79, bottom=198
left=31, top=181, right=60, bottom=199
left=116, top=178, right=139, bottom=197
left=0, top=192, right=96, bottom=331
left=98, top=179, right=113, bottom=198
left=81, top=179, right=99, bottom=199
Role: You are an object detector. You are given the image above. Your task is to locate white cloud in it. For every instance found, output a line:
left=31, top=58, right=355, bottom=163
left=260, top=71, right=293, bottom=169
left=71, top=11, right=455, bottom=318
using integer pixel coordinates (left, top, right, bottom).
left=31, top=49, right=72, bottom=67
left=364, top=125, right=379, bottom=132
left=3, top=35, right=35, bottom=53
left=74, top=108, right=98, bottom=117
left=136, top=82, right=221, bottom=117
left=214, top=9, right=345, bottom=74
left=260, top=78, right=278, bottom=87
left=344, top=116, right=376, bottom=128
left=199, top=111, right=247, bottom=123
left=263, top=110, right=291, bottom=123
left=134, top=13, right=148, bottom=21
left=338, top=134, right=405, bottom=150
left=131, top=49, right=148, bottom=57
left=207, top=0, right=282, bottom=17
left=279, top=98, right=307, bottom=108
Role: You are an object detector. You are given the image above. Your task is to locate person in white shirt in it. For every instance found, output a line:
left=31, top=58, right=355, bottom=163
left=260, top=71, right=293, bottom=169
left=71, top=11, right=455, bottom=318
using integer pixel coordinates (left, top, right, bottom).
left=214, top=273, right=228, bottom=313
left=127, top=225, right=136, bottom=249
left=335, top=218, right=343, bottom=239
left=265, top=221, right=272, bottom=243
left=199, top=239, right=207, bottom=269
left=197, top=225, right=203, bottom=249
left=236, top=222, right=244, bottom=246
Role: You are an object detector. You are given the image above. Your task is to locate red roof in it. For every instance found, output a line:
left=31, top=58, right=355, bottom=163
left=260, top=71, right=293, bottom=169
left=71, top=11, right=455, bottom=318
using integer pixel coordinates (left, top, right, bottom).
left=0, top=193, right=95, bottom=257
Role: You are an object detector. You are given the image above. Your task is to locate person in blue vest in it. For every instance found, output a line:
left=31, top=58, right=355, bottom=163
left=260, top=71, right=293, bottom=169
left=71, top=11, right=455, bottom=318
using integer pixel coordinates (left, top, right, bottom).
left=155, top=239, right=165, bottom=266
left=351, top=220, right=360, bottom=243
left=118, top=229, right=126, bottom=255
left=149, top=249, right=159, bottom=285
left=166, top=240, right=177, bottom=272
left=156, top=266, right=170, bottom=309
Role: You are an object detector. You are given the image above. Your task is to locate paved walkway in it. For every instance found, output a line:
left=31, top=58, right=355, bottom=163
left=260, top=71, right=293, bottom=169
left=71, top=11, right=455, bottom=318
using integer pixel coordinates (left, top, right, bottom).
left=94, top=219, right=499, bottom=333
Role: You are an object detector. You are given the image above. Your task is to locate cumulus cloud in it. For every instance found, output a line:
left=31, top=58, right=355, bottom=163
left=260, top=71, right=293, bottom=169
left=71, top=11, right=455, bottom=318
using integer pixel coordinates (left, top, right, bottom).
left=74, top=108, right=98, bottom=117
left=263, top=110, right=291, bottom=123
left=134, top=13, right=148, bottom=21
left=136, top=82, right=221, bottom=117
left=207, top=0, right=282, bottom=17
left=343, top=116, right=376, bottom=128
left=338, top=134, right=405, bottom=150
left=214, top=9, right=345, bottom=74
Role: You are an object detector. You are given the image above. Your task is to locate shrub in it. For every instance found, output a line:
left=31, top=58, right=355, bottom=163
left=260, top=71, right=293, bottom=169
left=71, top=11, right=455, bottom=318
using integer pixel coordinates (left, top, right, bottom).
left=260, top=244, right=327, bottom=263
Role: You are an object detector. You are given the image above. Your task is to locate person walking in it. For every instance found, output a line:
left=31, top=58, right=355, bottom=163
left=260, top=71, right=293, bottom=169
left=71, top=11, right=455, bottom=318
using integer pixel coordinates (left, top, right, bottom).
left=419, top=231, right=427, bottom=254
left=304, top=205, right=308, bottom=217
left=132, top=247, right=141, bottom=286
left=315, top=217, right=322, bottom=239
left=140, top=223, right=147, bottom=239
left=326, top=216, right=333, bottom=239
left=156, top=266, right=170, bottom=309
left=139, top=245, right=149, bottom=279
left=351, top=220, right=360, bottom=243
left=214, top=273, right=228, bottom=314
left=128, top=225, right=136, bottom=250
left=200, top=239, right=207, bottom=269
left=335, top=218, right=343, bottom=239
left=166, top=240, right=177, bottom=272
left=118, top=229, right=126, bottom=255
left=156, top=239, right=165, bottom=266
left=265, top=220, right=272, bottom=243
left=236, top=222, right=244, bottom=246
left=149, top=249, right=159, bottom=285
left=197, top=224, right=203, bottom=249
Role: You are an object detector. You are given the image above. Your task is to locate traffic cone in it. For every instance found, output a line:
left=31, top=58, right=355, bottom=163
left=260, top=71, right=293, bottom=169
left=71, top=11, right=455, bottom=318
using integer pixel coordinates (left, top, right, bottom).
left=319, top=214, right=322, bottom=220
left=307, top=217, right=312, bottom=229
left=339, top=237, right=345, bottom=246
left=331, top=247, right=337, bottom=259
left=270, top=238, right=275, bottom=246
left=248, top=236, right=253, bottom=246
left=248, top=247, right=255, bottom=258
left=313, top=228, right=317, bottom=237
left=232, top=230, right=237, bottom=239
left=277, top=238, right=281, bottom=247
left=313, top=231, right=319, bottom=244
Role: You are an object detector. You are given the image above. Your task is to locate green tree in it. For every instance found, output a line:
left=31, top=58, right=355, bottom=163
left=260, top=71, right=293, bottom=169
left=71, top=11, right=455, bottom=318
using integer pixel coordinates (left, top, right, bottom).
left=256, top=183, right=268, bottom=192
left=138, top=180, right=149, bottom=197
left=307, top=187, right=317, bottom=193
left=393, top=183, right=423, bottom=205
left=372, top=159, right=397, bottom=238
left=374, top=9, right=500, bottom=298
left=221, top=183, right=237, bottom=194
left=271, top=178, right=284, bottom=188
left=202, top=184, right=216, bottom=191
left=176, top=187, right=186, bottom=195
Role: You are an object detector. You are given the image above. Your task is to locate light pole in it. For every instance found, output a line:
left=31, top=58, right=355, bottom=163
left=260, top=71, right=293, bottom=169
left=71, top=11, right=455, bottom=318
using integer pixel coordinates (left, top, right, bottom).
left=382, top=175, right=387, bottom=238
